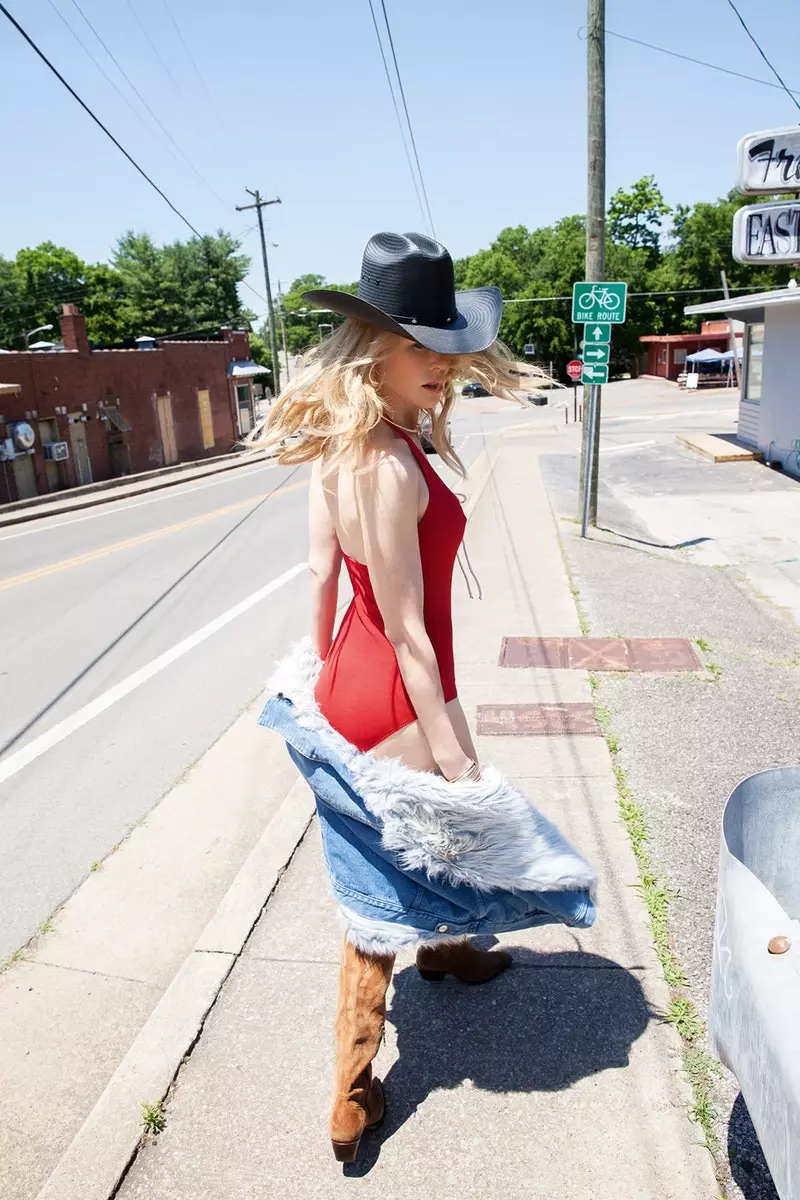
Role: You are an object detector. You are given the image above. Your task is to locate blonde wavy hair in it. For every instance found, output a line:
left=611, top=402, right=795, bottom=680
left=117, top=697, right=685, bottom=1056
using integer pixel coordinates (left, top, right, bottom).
left=255, top=318, right=548, bottom=476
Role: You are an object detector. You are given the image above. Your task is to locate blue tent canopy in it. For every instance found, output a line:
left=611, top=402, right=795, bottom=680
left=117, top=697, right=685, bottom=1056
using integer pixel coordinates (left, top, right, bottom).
left=686, top=347, right=728, bottom=363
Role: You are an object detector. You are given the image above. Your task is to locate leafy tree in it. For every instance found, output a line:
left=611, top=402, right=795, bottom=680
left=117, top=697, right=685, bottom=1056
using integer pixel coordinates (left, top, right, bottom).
left=608, top=176, right=671, bottom=253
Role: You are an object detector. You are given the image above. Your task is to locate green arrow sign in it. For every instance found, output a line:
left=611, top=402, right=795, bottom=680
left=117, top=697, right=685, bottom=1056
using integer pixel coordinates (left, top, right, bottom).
left=581, top=344, right=610, bottom=365
left=572, top=282, right=627, bottom=324
left=581, top=363, right=609, bottom=384
left=582, top=323, right=612, bottom=344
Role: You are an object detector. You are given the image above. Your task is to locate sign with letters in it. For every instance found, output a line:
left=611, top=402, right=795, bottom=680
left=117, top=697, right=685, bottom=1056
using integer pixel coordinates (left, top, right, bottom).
left=572, top=282, right=627, bottom=325
left=736, top=126, right=800, bottom=195
left=732, top=199, right=800, bottom=264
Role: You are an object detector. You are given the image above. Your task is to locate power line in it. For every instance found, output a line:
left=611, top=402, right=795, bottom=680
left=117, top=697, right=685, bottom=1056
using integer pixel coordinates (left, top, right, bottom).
left=44, top=0, right=187, bottom=166
left=66, top=0, right=229, bottom=207
left=124, top=0, right=183, bottom=96
left=366, top=0, right=428, bottom=233
left=503, top=284, right=779, bottom=305
left=377, top=0, right=436, bottom=238
left=0, top=2, right=202, bottom=237
left=724, top=0, right=800, bottom=114
left=604, top=28, right=800, bottom=99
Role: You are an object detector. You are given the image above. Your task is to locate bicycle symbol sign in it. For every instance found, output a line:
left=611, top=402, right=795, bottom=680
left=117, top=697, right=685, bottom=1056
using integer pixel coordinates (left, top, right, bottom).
left=572, top=281, right=628, bottom=324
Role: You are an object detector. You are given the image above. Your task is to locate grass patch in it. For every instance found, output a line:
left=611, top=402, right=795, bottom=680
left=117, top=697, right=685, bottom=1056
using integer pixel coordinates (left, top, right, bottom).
left=765, top=655, right=800, bottom=669
left=707, top=661, right=723, bottom=684
left=693, top=637, right=712, bottom=655
left=141, top=1100, right=166, bottom=1136
left=90, top=861, right=103, bottom=873
left=38, top=918, right=54, bottom=936
left=595, top=684, right=722, bottom=1156
left=0, top=947, right=27, bottom=973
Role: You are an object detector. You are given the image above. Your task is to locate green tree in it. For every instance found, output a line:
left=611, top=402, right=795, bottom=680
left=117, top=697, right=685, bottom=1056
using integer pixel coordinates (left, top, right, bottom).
left=608, top=176, right=671, bottom=253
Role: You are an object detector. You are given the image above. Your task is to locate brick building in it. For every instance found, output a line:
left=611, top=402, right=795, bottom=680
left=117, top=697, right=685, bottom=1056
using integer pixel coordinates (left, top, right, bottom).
left=639, top=320, right=743, bottom=381
left=0, top=305, right=265, bottom=503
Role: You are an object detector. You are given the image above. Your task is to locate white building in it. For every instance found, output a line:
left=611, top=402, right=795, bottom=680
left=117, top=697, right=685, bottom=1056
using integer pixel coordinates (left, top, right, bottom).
left=685, top=286, right=800, bottom=477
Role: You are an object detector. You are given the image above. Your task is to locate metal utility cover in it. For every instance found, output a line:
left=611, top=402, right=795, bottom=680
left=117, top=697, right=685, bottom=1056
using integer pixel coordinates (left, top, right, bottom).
left=499, top=637, right=701, bottom=672
left=477, top=704, right=600, bottom=736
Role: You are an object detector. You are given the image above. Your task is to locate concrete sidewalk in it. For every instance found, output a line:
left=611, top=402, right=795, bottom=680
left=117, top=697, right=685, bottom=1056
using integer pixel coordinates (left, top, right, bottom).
left=110, top=431, right=718, bottom=1200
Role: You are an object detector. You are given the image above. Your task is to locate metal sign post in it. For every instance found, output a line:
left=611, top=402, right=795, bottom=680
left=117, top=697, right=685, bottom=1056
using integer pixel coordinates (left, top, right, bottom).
left=580, top=385, right=600, bottom=537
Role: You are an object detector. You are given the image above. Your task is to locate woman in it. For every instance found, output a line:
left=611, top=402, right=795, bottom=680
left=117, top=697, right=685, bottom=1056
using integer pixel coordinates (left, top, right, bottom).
left=259, top=233, right=596, bottom=1163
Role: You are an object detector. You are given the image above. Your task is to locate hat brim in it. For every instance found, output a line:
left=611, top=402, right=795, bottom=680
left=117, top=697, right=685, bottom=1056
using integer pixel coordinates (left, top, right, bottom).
left=301, top=286, right=503, bottom=355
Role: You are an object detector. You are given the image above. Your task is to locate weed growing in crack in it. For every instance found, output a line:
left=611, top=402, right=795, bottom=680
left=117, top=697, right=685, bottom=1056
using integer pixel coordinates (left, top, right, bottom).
left=693, top=637, right=712, bottom=655
left=141, top=1100, right=166, bottom=1136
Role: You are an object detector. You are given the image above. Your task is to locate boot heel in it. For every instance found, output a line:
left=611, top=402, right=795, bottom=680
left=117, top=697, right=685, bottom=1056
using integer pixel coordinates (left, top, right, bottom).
left=418, top=968, right=446, bottom=982
left=332, top=1137, right=361, bottom=1163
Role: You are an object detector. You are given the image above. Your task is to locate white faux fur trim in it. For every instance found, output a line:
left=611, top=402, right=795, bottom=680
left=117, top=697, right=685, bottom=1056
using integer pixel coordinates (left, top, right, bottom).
left=267, top=639, right=597, bottom=899
left=337, top=905, right=466, bottom=957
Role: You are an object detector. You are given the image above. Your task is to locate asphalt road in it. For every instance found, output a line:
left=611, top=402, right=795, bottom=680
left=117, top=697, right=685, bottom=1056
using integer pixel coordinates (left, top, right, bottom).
left=0, top=397, right=532, bottom=958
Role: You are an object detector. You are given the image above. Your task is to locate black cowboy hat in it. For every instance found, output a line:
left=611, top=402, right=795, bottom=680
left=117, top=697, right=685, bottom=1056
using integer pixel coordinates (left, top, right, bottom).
left=302, top=232, right=502, bottom=356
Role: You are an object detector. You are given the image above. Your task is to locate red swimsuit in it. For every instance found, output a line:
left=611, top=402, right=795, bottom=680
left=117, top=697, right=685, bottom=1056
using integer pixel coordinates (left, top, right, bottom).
left=315, top=428, right=467, bottom=752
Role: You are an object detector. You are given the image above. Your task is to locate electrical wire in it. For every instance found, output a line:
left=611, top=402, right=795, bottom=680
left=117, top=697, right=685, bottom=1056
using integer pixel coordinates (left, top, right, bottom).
left=503, top=285, right=779, bottom=305
left=603, top=27, right=800, bottom=99
left=377, top=0, right=436, bottom=238
left=124, top=0, right=183, bottom=96
left=66, top=0, right=229, bottom=207
left=44, top=0, right=190, bottom=167
left=0, top=1, right=202, bottom=237
left=723, top=0, right=800, bottom=115
left=366, top=0, right=429, bottom=235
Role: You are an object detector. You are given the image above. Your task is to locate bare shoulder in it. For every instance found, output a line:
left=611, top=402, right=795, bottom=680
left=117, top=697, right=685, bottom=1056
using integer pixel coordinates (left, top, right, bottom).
left=358, top=427, right=419, bottom=492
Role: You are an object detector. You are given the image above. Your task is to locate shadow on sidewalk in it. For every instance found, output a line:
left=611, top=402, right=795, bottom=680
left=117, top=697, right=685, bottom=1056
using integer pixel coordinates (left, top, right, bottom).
left=346, top=947, right=653, bottom=1177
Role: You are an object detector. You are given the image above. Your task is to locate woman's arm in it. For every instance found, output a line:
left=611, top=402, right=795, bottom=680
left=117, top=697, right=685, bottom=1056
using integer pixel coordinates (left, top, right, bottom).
left=355, top=445, right=473, bottom=781
left=308, top=457, right=343, bottom=660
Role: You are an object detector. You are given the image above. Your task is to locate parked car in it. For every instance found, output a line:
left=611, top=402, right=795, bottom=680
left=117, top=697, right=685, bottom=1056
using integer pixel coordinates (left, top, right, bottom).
left=461, top=381, right=489, bottom=397
left=420, top=419, right=452, bottom=455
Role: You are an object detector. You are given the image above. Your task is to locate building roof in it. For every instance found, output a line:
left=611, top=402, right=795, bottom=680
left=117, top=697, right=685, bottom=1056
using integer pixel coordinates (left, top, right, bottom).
left=638, top=331, right=739, bottom=344
left=685, top=285, right=800, bottom=322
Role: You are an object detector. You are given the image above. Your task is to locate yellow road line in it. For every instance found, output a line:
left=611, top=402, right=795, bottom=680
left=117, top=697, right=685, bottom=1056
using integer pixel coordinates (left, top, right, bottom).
left=0, top=479, right=308, bottom=593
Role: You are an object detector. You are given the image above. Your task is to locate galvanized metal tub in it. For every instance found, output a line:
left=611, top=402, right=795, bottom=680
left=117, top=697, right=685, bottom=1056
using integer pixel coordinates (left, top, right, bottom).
left=710, top=767, right=800, bottom=1199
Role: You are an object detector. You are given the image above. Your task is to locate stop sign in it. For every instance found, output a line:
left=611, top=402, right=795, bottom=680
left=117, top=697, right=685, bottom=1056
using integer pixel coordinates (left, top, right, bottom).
left=566, top=359, right=582, bottom=381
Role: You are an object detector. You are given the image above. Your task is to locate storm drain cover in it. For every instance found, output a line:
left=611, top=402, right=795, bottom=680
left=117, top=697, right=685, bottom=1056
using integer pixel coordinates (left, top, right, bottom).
left=477, top=704, right=600, bottom=736
left=499, top=637, right=700, bottom=672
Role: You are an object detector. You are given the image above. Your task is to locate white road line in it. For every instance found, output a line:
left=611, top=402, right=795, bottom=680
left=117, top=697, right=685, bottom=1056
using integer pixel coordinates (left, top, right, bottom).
left=0, top=461, right=281, bottom=543
left=0, top=562, right=306, bottom=785
left=600, top=440, right=658, bottom=455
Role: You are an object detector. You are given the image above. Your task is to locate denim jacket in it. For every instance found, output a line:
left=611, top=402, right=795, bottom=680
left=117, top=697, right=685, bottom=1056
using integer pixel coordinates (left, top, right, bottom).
left=258, top=642, right=596, bottom=956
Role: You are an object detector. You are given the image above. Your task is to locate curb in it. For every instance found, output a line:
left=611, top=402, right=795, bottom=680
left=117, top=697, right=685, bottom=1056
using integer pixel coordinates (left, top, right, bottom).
left=0, top=451, right=273, bottom=529
left=31, top=447, right=500, bottom=1200
left=34, top=781, right=315, bottom=1200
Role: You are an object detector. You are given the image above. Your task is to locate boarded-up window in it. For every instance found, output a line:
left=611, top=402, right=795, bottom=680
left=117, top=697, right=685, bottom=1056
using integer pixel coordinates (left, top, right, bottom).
left=197, top=389, right=214, bottom=449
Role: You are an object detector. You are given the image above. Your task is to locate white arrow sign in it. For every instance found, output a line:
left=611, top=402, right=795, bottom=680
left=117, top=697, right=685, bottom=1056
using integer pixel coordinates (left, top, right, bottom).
left=584, top=347, right=608, bottom=361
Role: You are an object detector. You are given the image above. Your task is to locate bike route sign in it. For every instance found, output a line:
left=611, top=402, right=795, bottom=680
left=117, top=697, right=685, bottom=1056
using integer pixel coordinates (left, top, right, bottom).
left=572, top=281, right=628, bottom=324
left=581, top=344, right=610, bottom=365
left=581, top=363, right=609, bottom=384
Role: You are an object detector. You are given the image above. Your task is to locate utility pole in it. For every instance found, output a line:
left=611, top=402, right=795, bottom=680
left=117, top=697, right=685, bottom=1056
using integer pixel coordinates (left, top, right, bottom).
left=579, top=0, right=605, bottom=525
left=276, top=281, right=291, bottom=384
left=236, top=188, right=281, bottom=394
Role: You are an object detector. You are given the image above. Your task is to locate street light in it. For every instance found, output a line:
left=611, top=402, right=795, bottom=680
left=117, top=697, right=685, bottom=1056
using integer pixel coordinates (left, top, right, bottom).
left=24, top=323, right=53, bottom=348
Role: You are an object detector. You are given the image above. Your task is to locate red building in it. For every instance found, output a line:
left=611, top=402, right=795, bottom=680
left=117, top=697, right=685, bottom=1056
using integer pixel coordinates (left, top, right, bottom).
left=639, top=320, right=743, bottom=381
left=0, top=305, right=264, bottom=503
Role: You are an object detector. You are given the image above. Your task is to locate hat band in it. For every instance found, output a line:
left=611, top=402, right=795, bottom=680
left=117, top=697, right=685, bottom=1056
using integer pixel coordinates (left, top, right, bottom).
left=387, top=311, right=456, bottom=327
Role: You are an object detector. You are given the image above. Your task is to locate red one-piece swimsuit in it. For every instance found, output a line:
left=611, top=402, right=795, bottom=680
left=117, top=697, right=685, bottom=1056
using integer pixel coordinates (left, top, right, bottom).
left=315, top=427, right=467, bottom=752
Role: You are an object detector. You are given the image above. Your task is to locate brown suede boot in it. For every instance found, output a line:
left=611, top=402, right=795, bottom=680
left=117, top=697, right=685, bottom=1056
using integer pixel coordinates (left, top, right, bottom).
left=416, top=938, right=512, bottom=984
left=330, top=938, right=395, bottom=1163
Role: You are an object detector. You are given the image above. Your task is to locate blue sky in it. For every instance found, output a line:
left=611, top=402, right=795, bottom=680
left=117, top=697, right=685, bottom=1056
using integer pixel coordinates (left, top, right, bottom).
left=1, top=0, right=798, bottom=324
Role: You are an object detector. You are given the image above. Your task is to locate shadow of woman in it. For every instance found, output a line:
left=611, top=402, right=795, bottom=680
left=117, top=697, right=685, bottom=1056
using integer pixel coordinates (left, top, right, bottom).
left=345, top=947, right=653, bottom=1177
left=728, top=1091, right=779, bottom=1200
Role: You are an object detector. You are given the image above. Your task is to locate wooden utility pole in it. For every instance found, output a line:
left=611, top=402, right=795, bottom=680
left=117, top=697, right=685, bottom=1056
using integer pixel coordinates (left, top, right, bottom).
left=579, top=0, right=605, bottom=525
left=236, top=189, right=281, bottom=394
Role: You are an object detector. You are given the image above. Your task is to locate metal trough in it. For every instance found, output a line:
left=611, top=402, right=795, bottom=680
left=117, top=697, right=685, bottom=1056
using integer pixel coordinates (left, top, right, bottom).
left=710, top=767, right=800, bottom=1199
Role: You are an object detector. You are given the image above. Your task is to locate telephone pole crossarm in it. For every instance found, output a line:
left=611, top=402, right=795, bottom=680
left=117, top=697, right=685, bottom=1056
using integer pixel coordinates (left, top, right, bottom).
left=236, top=189, right=282, bottom=394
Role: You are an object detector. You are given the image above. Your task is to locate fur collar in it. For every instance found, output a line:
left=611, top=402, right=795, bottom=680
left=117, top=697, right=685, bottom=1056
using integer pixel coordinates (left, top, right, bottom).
left=268, top=639, right=596, bottom=898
